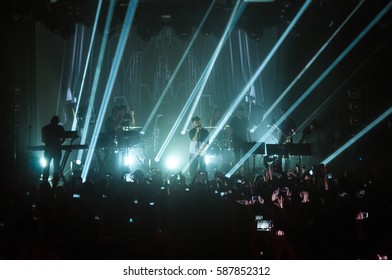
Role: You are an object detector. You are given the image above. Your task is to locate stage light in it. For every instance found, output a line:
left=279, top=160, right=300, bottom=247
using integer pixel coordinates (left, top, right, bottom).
left=166, top=156, right=179, bottom=170
left=205, top=155, right=214, bottom=165
left=70, top=160, right=83, bottom=177
left=124, top=155, right=134, bottom=166
left=40, top=158, right=47, bottom=168
left=82, top=0, right=139, bottom=181
left=250, top=125, right=258, bottom=133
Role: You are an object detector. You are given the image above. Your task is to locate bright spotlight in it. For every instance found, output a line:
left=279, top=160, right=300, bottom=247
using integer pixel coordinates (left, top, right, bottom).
left=124, top=155, right=134, bottom=166
left=166, top=156, right=179, bottom=170
left=40, top=158, right=47, bottom=168
left=205, top=155, right=214, bottom=165
left=250, top=125, right=258, bottom=133
left=181, top=130, right=186, bottom=135
left=71, top=160, right=83, bottom=177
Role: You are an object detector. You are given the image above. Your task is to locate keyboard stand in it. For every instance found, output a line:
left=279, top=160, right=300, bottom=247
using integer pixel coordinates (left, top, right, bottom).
left=59, top=139, right=75, bottom=183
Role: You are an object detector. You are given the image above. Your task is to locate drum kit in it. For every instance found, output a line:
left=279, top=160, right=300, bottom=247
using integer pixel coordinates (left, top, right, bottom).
left=204, top=125, right=234, bottom=172
left=96, top=126, right=145, bottom=172
left=97, top=126, right=143, bottom=161
left=97, top=126, right=143, bottom=149
left=116, top=126, right=142, bottom=149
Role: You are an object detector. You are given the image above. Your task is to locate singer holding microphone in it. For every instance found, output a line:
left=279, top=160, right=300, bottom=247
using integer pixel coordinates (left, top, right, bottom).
left=188, top=116, right=209, bottom=181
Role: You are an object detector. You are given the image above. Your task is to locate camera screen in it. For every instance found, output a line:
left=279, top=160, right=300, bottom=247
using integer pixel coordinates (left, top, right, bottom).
left=255, top=215, right=273, bottom=231
left=256, top=219, right=273, bottom=231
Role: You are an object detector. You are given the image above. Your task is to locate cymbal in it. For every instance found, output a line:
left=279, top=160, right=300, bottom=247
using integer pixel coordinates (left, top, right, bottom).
left=122, top=126, right=143, bottom=131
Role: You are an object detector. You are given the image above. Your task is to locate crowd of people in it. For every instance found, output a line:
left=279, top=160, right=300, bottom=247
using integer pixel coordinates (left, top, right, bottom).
left=0, top=161, right=390, bottom=260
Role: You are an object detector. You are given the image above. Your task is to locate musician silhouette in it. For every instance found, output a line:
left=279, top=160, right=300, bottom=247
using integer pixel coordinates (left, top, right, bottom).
left=277, top=107, right=297, bottom=144
left=41, top=115, right=65, bottom=186
left=105, top=105, right=126, bottom=140
left=271, top=107, right=297, bottom=173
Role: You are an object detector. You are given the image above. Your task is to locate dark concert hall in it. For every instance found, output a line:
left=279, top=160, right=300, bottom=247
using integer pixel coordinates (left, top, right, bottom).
left=1, top=0, right=392, bottom=260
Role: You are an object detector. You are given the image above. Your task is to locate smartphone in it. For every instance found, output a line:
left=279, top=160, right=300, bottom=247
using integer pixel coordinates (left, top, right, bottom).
left=256, top=219, right=273, bottom=231
left=129, top=217, right=134, bottom=223
left=361, top=212, right=369, bottom=218
left=252, top=195, right=259, bottom=201
left=338, top=192, right=347, bottom=197
left=309, top=169, right=313, bottom=176
left=149, top=202, right=155, bottom=206
left=73, top=194, right=80, bottom=199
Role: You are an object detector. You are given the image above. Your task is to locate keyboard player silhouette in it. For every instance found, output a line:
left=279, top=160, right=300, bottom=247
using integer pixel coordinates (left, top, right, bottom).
left=40, top=116, right=86, bottom=186
left=41, top=115, right=65, bottom=187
